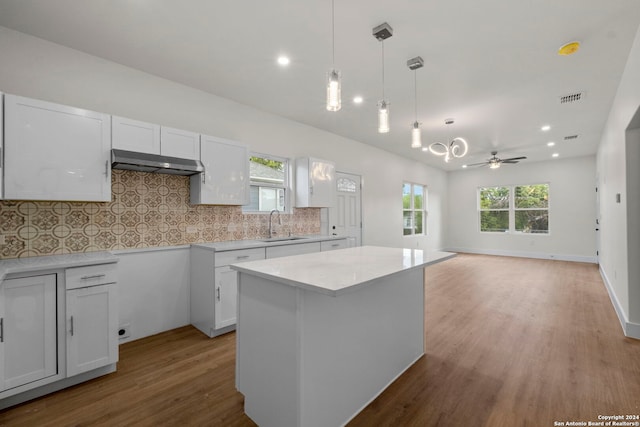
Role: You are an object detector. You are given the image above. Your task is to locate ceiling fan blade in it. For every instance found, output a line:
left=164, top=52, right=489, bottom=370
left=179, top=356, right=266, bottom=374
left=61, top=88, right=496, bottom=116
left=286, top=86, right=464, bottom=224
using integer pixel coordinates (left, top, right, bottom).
left=501, top=160, right=520, bottom=164
left=465, top=161, right=490, bottom=167
left=501, top=156, right=527, bottom=162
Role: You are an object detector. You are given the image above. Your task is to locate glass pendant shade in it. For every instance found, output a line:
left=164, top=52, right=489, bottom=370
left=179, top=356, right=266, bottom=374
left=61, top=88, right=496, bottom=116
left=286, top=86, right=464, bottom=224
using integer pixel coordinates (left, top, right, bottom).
left=411, top=121, right=422, bottom=148
left=378, top=100, right=390, bottom=133
left=326, top=69, right=341, bottom=111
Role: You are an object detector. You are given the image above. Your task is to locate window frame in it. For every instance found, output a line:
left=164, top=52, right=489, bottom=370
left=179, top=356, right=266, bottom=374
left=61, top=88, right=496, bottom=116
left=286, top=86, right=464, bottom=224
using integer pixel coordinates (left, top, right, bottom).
left=403, top=182, right=427, bottom=237
left=242, top=152, right=291, bottom=214
left=477, top=183, right=550, bottom=235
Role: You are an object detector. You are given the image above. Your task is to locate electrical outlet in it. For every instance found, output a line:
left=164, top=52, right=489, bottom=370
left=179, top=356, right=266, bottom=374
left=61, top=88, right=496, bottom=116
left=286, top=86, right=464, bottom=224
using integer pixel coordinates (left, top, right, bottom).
left=0, top=235, right=5, bottom=245
left=118, top=323, right=131, bottom=339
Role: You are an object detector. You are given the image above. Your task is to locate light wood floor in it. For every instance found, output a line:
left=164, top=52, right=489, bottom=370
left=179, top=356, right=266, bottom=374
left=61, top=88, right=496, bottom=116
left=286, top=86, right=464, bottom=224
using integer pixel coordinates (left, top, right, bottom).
left=1, top=254, right=639, bottom=426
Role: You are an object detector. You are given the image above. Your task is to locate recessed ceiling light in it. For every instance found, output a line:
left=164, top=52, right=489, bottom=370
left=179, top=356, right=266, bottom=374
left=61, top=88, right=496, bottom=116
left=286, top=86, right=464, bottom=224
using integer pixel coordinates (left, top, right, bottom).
left=547, top=141, right=555, bottom=147
left=277, top=56, right=290, bottom=66
left=541, top=125, right=551, bottom=131
left=552, top=153, right=559, bottom=158
left=462, top=165, right=468, bottom=168
left=353, top=96, right=363, bottom=104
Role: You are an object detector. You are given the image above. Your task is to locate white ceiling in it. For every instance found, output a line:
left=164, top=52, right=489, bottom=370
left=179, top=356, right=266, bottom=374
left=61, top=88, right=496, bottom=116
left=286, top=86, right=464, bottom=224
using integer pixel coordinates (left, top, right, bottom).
left=1, top=0, right=639, bottom=171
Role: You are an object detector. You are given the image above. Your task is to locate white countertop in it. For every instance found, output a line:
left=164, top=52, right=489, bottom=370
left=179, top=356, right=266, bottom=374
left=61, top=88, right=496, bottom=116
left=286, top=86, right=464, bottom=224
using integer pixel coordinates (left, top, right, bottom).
left=191, top=234, right=347, bottom=252
left=0, top=251, right=118, bottom=283
left=231, top=245, right=456, bottom=296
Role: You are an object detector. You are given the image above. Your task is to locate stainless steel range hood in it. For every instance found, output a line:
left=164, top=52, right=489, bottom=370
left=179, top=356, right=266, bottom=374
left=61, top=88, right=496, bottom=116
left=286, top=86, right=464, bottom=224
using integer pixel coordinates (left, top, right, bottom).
left=111, top=149, right=204, bottom=176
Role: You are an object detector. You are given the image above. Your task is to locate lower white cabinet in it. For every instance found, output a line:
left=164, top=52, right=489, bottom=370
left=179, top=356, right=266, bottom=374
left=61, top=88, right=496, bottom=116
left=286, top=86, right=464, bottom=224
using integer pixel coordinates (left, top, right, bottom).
left=0, top=274, right=57, bottom=391
left=0, top=259, right=118, bottom=408
left=214, top=266, right=238, bottom=329
left=190, top=238, right=348, bottom=338
left=66, top=283, right=118, bottom=377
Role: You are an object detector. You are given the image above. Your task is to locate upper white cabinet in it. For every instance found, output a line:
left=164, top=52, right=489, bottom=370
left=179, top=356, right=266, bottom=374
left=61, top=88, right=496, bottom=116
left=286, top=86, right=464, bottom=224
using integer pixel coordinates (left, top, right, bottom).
left=4, top=94, right=111, bottom=202
left=295, top=157, right=336, bottom=207
left=0, top=274, right=58, bottom=392
left=190, top=135, right=249, bottom=205
left=0, top=92, right=4, bottom=199
left=159, top=126, right=200, bottom=160
left=111, top=116, right=161, bottom=154
left=112, top=117, right=199, bottom=160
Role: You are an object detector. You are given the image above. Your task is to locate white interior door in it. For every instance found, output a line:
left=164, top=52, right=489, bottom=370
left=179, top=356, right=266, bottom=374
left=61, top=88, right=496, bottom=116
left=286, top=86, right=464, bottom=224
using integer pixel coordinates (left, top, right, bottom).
left=329, top=172, right=362, bottom=246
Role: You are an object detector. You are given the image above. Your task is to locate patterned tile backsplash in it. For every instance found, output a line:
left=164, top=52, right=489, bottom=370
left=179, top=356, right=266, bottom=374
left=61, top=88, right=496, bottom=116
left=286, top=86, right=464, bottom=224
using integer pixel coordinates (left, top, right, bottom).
left=0, top=170, right=320, bottom=259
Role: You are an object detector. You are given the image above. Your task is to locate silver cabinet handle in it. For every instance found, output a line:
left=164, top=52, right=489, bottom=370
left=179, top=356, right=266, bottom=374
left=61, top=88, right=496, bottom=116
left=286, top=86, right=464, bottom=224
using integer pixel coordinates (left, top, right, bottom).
left=70, top=316, right=74, bottom=336
left=236, top=255, right=250, bottom=260
left=80, top=274, right=106, bottom=280
left=0, top=318, right=4, bottom=343
left=331, top=243, right=340, bottom=247
left=201, top=173, right=205, bottom=184
left=105, top=160, right=109, bottom=180
left=216, top=286, right=221, bottom=301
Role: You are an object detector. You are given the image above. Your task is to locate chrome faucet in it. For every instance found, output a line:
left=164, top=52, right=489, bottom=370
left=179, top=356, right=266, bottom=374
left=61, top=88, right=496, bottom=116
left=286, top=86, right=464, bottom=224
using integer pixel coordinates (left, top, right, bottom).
left=269, top=209, right=281, bottom=238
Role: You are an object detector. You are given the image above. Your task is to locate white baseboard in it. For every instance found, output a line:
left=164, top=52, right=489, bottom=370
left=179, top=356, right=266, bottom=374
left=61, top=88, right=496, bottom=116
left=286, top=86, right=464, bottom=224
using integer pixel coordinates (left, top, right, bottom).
left=444, top=247, right=597, bottom=264
left=599, top=266, right=640, bottom=340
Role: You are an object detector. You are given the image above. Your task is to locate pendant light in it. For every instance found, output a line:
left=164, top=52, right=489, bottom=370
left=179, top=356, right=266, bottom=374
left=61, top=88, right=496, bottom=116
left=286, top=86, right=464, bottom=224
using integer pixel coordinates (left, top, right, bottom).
left=426, top=118, right=469, bottom=162
left=407, top=56, right=424, bottom=148
left=373, top=23, right=393, bottom=133
left=326, top=0, right=341, bottom=111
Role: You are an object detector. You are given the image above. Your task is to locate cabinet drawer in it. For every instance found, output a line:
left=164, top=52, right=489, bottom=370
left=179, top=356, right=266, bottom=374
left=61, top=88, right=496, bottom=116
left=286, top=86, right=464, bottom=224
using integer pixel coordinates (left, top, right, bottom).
left=215, top=248, right=265, bottom=267
left=320, top=239, right=348, bottom=251
left=66, top=263, right=118, bottom=290
left=266, top=242, right=321, bottom=259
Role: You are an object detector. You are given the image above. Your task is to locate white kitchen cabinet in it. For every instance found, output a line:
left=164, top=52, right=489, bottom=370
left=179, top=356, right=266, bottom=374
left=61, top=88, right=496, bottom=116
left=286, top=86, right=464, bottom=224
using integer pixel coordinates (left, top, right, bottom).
left=65, top=264, right=118, bottom=377
left=3, top=94, right=111, bottom=202
left=266, top=242, right=321, bottom=259
left=214, top=266, right=238, bottom=329
left=111, top=116, right=161, bottom=154
left=0, top=274, right=57, bottom=391
left=0, top=92, right=4, bottom=199
left=190, top=135, right=250, bottom=205
left=160, top=126, right=200, bottom=160
left=190, top=246, right=264, bottom=337
left=320, top=239, right=349, bottom=251
left=295, top=157, right=336, bottom=207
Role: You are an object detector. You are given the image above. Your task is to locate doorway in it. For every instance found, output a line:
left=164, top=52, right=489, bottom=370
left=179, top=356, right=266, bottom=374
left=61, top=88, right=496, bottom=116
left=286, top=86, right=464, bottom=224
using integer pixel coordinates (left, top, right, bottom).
left=329, top=172, right=362, bottom=246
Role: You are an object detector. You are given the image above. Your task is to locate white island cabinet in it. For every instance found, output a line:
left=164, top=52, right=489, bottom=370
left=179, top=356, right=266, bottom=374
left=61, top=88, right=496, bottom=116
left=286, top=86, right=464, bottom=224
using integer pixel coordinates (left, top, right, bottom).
left=232, top=246, right=455, bottom=427
left=3, top=94, right=111, bottom=202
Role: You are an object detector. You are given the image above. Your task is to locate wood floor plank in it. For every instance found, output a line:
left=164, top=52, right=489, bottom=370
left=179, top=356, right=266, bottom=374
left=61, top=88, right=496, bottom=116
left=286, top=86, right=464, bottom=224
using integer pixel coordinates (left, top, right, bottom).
left=1, top=254, right=638, bottom=426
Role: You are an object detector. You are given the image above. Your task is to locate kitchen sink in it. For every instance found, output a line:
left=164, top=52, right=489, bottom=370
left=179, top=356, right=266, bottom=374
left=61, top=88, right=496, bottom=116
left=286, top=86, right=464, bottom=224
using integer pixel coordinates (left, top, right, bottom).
left=259, top=237, right=308, bottom=242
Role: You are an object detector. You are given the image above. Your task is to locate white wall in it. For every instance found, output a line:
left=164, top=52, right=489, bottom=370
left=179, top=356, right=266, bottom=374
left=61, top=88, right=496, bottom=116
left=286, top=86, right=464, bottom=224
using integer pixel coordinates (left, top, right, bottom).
left=597, top=23, right=640, bottom=338
left=0, top=26, right=448, bottom=339
left=446, top=156, right=597, bottom=262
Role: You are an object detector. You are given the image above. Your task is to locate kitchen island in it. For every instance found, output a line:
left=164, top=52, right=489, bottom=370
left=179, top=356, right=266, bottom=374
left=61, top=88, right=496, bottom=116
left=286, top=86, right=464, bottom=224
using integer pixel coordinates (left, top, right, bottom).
left=231, top=245, right=455, bottom=427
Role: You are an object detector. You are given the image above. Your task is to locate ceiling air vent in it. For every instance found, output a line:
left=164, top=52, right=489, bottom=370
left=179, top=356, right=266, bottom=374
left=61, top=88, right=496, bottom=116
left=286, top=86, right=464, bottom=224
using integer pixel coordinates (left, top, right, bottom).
left=564, top=135, right=579, bottom=141
left=559, top=92, right=585, bottom=104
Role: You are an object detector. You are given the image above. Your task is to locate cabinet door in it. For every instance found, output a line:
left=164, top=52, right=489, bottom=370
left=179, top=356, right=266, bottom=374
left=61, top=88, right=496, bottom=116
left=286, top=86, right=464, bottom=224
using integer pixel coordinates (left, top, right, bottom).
left=160, top=126, right=200, bottom=160
left=66, top=283, right=118, bottom=377
left=0, top=92, right=4, bottom=199
left=308, top=158, right=336, bottom=207
left=112, top=116, right=161, bottom=154
left=295, top=157, right=336, bottom=207
left=190, top=136, right=250, bottom=205
left=214, top=266, right=238, bottom=329
left=0, top=274, right=57, bottom=391
left=4, top=95, right=111, bottom=201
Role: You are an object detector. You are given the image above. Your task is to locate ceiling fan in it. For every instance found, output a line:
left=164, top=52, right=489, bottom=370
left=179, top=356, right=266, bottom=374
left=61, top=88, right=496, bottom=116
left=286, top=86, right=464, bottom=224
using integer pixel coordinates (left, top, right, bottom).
left=466, top=151, right=527, bottom=169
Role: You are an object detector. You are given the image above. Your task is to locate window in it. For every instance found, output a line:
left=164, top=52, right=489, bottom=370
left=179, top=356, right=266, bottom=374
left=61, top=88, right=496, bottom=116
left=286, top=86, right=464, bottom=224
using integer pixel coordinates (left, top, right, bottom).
left=403, top=183, right=427, bottom=236
left=478, top=184, right=549, bottom=234
left=479, top=186, right=510, bottom=232
left=243, top=154, right=289, bottom=213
